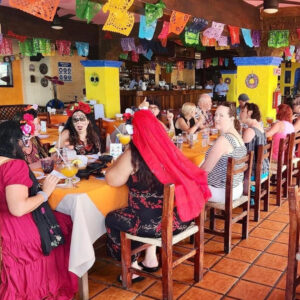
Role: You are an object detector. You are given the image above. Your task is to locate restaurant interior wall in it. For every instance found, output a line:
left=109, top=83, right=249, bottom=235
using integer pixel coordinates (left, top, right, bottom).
left=220, top=71, right=237, bottom=103
left=280, top=62, right=300, bottom=99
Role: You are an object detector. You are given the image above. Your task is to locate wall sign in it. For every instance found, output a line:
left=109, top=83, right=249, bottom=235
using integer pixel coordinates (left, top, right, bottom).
left=58, top=62, right=72, bottom=82
left=245, top=73, right=259, bottom=89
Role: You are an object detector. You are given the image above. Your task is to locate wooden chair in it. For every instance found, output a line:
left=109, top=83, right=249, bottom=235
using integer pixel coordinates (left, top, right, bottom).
left=205, top=152, right=254, bottom=254
left=270, top=134, right=294, bottom=206
left=120, top=184, right=204, bottom=300
left=286, top=185, right=300, bottom=300
left=251, top=142, right=273, bottom=222
left=291, top=132, right=300, bottom=186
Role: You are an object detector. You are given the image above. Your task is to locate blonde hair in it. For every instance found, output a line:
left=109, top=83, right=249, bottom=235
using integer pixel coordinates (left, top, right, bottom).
left=181, top=102, right=196, bottom=117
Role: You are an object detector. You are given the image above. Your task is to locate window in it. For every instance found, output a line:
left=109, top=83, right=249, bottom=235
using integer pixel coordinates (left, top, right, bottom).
left=0, top=62, right=13, bottom=87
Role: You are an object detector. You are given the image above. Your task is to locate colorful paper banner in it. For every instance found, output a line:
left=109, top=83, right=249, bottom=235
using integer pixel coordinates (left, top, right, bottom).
left=139, top=15, right=157, bottom=40
left=169, top=11, right=190, bottom=35
left=145, top=0, right=165, bottom=25
left=241, top=28, right=253, bottom=47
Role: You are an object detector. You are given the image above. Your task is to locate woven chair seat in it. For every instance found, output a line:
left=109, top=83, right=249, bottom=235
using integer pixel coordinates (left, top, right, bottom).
left=125, top=223, right=199, bottom=248
left=206, top=195, right=248, bottom=210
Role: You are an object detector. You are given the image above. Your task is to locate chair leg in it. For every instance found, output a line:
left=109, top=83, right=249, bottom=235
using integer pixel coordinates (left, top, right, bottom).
left=242, top=201, right=249, bottom=239
left=209, top=208, right=215, bottom=231
left=283, top=170, right=288, bottom=199
left=78, top=272, right=89, bottom=300
left=276, top=174, right=282, bottom=206
left=224, top=209, right=232, bottom=254
left=120, top=232, right=132, bottom=288
left=254, top=185, right=260, bottom=222
left=194, top=211, right=204, bottom=282
left=263, top=179, right=270, bottom=212
left=161, top=243, right=173, bottom=300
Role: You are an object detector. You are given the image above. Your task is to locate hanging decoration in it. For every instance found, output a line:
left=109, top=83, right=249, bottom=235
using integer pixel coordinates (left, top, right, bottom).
left=136, top=45, right=147, bottom=55
left=104, top=31, right=113, bottom=39
left=200, top=33, right=216, bottom=47
left=119, top=53, right=128, bottom=60
left=56, top=40, right=72, bottom=56
left=6, top=30, right=27, bottom=42
left=131, top=50, right=139, bottom=62
left=203, top=21, right=224, bottom=40
left=217, top=36, right=228, bottom=47
left=102, top=0, right=135, bottom=36
left=245, top=73, right=259, bottom=89
left=33, top=38, right=52, bottom=56
left=176, top=61, right=184, bottom=71
left=9, top=0, right=59, bottom=21
left=75, top=42, right=89, bottom=56
left=195, top=60, right=203, bottom=69
left=121, top=38, right=136, bottom=52
left=251, top=30, right=261, bottom=48
left=158, top=21, right=169, bottom=47
left=143, top=49, right=153, bottom=60
left=284, top=47, right=292, bottom=60
left=228, top=25, right=240, bottom=45
left=184, top=30, right=199, bottom=46
left=205, top=58, right=211, bottom=68
left=168, top=11, right=190, bottom=35
left=211, top=57, right=218, bottom=67
left=166, top=63, right=173, bottom=73
left=219, top=57, right=224, bottom=66
left=19, top=40, right=35, bottom=56
left=268, top=30, right=289, bottom=48
left=241, top=28, right=253, bottom=47
left=145, top=0, right=165, bottom=25
left=224, top=58, right=229, bottom=67
left=187, top=17, right=208, bottom=33
left=76, top=0, right=101, bottom=23
left=295, top=47, right=300, bottom=62
left=139, top=15, right=157, bottom=40
left=0, top=38, right=13, bottom=55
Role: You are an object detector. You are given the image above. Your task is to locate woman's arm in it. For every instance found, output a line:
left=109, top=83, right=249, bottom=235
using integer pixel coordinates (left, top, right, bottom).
left=105, top=148, right=134, bottom=187
left=175, top=117, right=203, bottom=134
left=57, top=129, right=70, bottom=148
left=5, top=174, right=59, bottom=217
left=265, top=121, right=281, bottom=138
left=242, top=128, right=255, bottom=144
left=201, top=136, right=232, bottom=173
left=294, top=118, right=300, bottom=132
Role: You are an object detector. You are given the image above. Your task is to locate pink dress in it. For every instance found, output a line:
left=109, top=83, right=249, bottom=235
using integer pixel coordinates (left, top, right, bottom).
left=0, top=159, right=78, bottom=300
left=272, top=121, right=295, bottom=161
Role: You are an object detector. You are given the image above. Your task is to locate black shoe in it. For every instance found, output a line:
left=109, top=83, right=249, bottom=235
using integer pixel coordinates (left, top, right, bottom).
left=138, top=262, right=160, bottom=273
left=117, top=275, right=145, bottom=284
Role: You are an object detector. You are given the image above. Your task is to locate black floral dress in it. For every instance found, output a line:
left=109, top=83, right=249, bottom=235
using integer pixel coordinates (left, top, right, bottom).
left=105, top=174, right=191, bottom=262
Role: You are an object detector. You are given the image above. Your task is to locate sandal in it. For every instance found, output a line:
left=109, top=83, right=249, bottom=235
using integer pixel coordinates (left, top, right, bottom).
left=117, top=275, right=145, bottom=284
left=138, top=262, right=160, bottom=273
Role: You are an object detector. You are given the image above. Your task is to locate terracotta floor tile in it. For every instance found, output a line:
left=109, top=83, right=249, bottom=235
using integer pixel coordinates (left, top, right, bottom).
left=250, top=227, right=279, bottom=240
left=92, top=286, right=137, bottom=300
left=195, top=271, right=237, bottom=294
left=228, top=280, right=271, bottom=300
left=172, top=264, right=195, bottom=284
left=203, top=252, right=222, bottom=269
left=88, top=279, right=107, bottom=298
left=242, top=265, right=282, bottom=286
left=238, top=236, right=271, bottom=251
left=213, top=234, right=241, bottom=245
left=89, top=260, right=121, bottom=284
left=125, top=277, right=157, bottom=293
left=255, top=253, right=287, bottom=271
left=135, top=296, right=154, bottom=300
left=179, top=287, right=222, bottom=300
left=144, top=281, right=189, bottom=299
left=204, top=240, right=225, bottom=256
left=283, top=225, right=289, bottom=233
left=266, top=242, right=288, bottom=257
left=226, top=246, right=261, bottom=263
left=258, top=220, right=286, bottom=231
left=275, top=232, right=289, bottom=244
left=267, top=288, right=285, bottom=300
left=276, top=273, right=286, bottom=290
left=212, top=257, right=250, bottom=277
left=267, top=213, right=290, bottom=223
left=275, top=206, right=289, bottom=215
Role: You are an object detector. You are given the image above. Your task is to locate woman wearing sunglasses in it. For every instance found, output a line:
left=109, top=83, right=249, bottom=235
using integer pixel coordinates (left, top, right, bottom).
left=59, top=102, right=102, bottom=155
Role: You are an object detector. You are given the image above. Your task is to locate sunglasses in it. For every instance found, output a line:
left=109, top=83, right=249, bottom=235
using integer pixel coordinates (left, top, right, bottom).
left=72, top=116, right=87, bottom=123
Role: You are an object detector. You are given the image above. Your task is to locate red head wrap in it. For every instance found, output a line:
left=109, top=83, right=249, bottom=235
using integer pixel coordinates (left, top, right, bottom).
left=66, top=102, right=91, bottom=117
left=132, top=110, right=211, bottom=222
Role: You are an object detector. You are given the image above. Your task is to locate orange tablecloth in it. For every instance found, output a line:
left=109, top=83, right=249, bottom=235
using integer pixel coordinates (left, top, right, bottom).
left=102, top=120, right=124, bottom=134
left=50, top=114, right=68, bottom=125
left=39, top=128, right=59, bottom=144
left=49, top=176, right=128, bottom=215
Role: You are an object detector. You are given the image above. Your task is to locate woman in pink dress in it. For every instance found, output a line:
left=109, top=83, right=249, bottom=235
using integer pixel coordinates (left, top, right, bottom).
left=266, top=104, right=295, bottom=161
left=0, top=121, right=78, bottom=300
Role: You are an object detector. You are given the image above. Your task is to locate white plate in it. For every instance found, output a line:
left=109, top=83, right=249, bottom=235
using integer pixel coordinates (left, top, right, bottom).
left=56, top=176, right=80, bottom=188
left=87, top=154, right=98, bottom=163
left=38, top=134, right=49, bottom=139
left=33, top=171, right=45, bottom=180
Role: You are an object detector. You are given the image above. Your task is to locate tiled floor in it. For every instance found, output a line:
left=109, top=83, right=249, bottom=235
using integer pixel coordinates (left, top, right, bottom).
left=84, top=195, right=295, bottom=300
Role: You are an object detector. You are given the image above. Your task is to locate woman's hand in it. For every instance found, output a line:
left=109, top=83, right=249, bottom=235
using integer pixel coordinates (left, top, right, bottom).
left=42, top=175, right=60, bottom=197
left=138, top=97, right=149, bottom=109
left=167, top=111, right=174, bottom=121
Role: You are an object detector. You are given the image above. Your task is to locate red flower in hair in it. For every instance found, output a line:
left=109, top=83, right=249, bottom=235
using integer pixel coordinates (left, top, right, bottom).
left=66, top=102, right=91, bottom=117
left=20, top=113, right=35, bottom=136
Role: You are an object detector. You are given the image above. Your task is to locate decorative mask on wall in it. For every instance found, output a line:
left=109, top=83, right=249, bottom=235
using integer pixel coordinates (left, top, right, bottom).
left=90, top=72, right=99, bottom=86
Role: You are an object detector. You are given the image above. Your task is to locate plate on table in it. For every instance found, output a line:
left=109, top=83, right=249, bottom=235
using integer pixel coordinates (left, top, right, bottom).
left=56, top=176, right=80, bottom=188
left=38, top=134, right=49, bottom=139
left=33, top=171, right=45, bottom=180
left=86, top=154, right=99, bottom=163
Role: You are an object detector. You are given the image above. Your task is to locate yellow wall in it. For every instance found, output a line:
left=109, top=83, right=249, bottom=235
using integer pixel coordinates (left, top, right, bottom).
left=0, top=60, right=24, bottom=105
left=221, top=73, right=237, bottom=102
left=236, top=65, right=278, bottom=123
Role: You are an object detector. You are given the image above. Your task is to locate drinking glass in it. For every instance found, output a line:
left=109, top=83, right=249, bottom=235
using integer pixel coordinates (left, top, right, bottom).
left=58, top=163, right=78, bottom=188
left=266, top=117, right=273, bottom=127
left=41, top=158, right=54, bottom=174
left=119, top=134, right=131, bottom=145
left=168, top=130, right=175, bottom=139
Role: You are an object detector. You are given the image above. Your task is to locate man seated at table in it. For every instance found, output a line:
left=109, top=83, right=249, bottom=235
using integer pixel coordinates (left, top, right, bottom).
left=196, top=94, right=214, bottom=128
left=105, top=110, right=211, bottom=283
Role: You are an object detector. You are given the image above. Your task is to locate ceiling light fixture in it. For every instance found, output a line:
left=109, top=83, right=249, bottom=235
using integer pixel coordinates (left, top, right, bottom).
left=51, top=13, right=63, bottom=30
left=263, top=0, right=278, bottom=14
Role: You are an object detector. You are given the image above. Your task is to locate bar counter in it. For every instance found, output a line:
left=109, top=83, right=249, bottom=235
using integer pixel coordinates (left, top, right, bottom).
left=120, top=89, right=210, bottom=111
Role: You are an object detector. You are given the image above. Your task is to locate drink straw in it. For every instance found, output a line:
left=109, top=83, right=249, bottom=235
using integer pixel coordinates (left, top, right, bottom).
left=55, top=148, right=68, bottom=165
left=114, top=125, right=123, bottom=135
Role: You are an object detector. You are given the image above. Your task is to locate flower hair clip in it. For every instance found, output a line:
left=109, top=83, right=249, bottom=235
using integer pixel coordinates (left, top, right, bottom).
left=66, top=102, right=91, bottom=117
left=24, top=104, right=38, bottom=111
left=20, top=113, right=35, bottom=136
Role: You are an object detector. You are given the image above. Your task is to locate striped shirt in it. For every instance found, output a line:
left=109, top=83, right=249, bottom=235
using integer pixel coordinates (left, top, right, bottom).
left=206, top=133, right=247, bottom=188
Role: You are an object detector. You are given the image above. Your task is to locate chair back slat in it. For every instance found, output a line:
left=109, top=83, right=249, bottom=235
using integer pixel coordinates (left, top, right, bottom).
left=161, top=184, right=175, bottom=243
left=255, top=142, right=272, bottom=181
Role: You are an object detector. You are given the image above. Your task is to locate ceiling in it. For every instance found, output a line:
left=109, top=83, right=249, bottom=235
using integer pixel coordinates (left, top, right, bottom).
left=244, top=0, right=300, bottom=8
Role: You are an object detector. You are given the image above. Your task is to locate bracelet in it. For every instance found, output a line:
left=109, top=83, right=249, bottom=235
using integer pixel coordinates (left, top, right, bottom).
left=37, top=191, right=48, bottom=203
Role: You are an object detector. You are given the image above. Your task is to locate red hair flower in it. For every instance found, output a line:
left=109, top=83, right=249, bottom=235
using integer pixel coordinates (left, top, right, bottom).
left=20, top=113, right=35, bottom=136
left=66, top=101, right=91, bottom=117
left=123, top=113, right=132, bottom=121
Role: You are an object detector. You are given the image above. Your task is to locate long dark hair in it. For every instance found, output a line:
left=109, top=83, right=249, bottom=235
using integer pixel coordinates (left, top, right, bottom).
left=219, top=102, right=241, bottom=132
left=130, top=141, right=161, bottom=189
left=63, top=111, right=101, bottom=152
left=244, top=103, right=261, bottom=121
left=0, top=121, right=40, bottom=196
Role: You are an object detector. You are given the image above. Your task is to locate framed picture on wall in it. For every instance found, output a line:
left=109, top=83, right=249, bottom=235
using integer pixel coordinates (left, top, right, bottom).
left=0, top=62, right=13, bottom=87
left=285, top=71, right=291, bottom=84
left=284, top=86, right=290, bottom=96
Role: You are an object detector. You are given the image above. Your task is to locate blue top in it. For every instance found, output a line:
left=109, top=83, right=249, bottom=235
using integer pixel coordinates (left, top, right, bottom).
left=80, top=60, right=123, bottom=68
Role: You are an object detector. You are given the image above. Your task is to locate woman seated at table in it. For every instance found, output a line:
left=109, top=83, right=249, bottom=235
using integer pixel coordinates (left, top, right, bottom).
left=59, top=101, right=101, bottom=154
left=13, top=105, right=48, bottom=169
left=105, top=110, right=211, bottom=282
left=201, top=102, right=247, bottom=203
left=0, top=120, right=78, bottom=299
left=196, top=93, right=214, bottom=128
left=293, top=97, right=300, bottom=132
left=266, top=104, right=295, bottom=161
left=175, top=102, right=204, bottom=135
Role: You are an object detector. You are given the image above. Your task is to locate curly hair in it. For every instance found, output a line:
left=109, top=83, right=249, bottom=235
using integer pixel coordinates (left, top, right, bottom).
left=63, top=111, right=101, bottom=153
left=244, top=103, right=261, bottom=121
left=219, top=102, right=241, bottom=132
left=276, top=104, right=293, bottom=123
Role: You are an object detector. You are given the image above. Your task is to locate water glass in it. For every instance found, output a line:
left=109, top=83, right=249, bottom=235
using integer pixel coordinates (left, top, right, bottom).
left=41, top=158, right=54, bottom=174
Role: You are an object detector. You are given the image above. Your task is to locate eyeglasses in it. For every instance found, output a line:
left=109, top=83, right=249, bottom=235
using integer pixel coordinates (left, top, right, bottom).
left=72, top=116, right=87, bottom=123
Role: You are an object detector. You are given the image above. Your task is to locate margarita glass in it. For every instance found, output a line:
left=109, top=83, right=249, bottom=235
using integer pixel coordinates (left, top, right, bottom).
left=58, top=163, right=79, bottom=188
